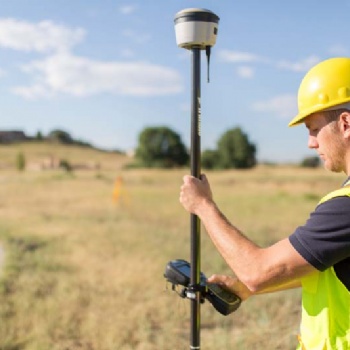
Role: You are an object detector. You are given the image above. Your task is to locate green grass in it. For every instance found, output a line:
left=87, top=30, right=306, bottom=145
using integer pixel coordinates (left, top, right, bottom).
left=0, top=143, right=345, bottom=349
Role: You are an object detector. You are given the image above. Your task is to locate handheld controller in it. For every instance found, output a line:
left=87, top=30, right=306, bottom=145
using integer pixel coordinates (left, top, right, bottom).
left=164, top=259, right=241, bottom=315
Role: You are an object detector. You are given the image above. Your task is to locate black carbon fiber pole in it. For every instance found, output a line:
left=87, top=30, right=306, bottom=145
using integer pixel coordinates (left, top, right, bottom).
left=173, top=9, right=219, bottom=349
left=190, top=47, right=201, bottom=350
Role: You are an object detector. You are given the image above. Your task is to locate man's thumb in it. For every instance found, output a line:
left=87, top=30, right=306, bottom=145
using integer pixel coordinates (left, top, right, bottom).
left=200, top=173, right=208, bottom=183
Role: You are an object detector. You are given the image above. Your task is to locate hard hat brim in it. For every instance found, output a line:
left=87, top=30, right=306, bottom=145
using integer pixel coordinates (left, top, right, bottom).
left=288, top=97, right=350, bottom=127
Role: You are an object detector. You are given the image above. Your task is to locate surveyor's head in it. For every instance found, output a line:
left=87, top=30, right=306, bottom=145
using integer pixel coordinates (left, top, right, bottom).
left=290, top=58, right=350, bottom=173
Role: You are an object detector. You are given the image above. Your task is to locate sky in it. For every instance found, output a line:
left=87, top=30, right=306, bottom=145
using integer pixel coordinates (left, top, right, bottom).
left=1, top=0, right=350, bottom=163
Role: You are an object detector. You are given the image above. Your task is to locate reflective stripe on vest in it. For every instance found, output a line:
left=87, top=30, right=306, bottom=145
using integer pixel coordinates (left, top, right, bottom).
left=298, top=186, right=350, bottom=350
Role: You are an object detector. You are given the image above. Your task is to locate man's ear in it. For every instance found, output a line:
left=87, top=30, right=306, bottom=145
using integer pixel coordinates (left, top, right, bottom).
left=339, top=111, right=350, bottom=139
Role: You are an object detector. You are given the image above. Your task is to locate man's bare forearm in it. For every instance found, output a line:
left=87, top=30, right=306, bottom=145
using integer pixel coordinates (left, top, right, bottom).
left=197, top=199, right=309, bottom=293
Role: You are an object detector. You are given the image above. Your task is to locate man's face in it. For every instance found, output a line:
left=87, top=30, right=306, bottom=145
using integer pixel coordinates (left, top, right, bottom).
left=304, top=113, right=346, bottom=173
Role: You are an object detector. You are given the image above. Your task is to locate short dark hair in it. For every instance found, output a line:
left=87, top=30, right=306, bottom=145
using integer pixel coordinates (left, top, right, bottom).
left=322, top=108, right=349, bottom=123
left=321, top=108, right=349, bottom=132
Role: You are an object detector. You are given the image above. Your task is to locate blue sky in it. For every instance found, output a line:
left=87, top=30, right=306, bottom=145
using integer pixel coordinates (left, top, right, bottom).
left=1, top=0, right=350, bottom=162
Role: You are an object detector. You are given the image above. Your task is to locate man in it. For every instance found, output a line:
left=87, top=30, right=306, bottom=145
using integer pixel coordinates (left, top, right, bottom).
left=179, top=57, right=350, bottom=349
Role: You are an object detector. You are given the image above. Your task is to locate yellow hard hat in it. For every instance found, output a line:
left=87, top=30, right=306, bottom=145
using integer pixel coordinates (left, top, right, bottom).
left=289, top=57, right=350, bottom=126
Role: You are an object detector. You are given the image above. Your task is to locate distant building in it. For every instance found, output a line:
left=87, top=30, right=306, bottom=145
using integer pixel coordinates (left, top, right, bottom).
left=0, top=130, right=28, bottom=143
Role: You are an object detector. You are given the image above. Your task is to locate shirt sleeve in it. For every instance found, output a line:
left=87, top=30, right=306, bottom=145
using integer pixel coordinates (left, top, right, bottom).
left=289, top=196, right=350, bottom=271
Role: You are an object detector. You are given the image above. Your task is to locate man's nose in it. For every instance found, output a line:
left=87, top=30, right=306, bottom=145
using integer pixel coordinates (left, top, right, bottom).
left=308, top=135, right=318, bottom=149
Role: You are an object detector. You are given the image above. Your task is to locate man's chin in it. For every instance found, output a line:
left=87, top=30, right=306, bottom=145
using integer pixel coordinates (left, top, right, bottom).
left=322, top=159, right=332, bottom=171
left=323, top=160, right=343, bottom=173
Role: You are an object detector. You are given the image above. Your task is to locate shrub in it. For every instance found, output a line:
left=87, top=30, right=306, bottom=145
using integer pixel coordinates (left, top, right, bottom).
left=300, top=156, right=320, bottom=168
left=16, top=152, right=26, bottom=171
left=59, top=159, right=72, bottom=172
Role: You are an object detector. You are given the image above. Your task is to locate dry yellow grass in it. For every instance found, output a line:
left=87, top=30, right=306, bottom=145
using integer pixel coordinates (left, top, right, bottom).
left=0, top=143, right=345, bottom=349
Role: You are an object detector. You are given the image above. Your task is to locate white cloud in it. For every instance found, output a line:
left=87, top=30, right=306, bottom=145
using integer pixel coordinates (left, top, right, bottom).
left=328, top=44, right=349, bottom=56
left=119, top=5, right=138, bottom=15
left=0, top=18, right=85, bottom=53
left=120, top=48, right=135, bottom=58
left=218, top=50, right=266, bottom=63
left=252, top=94, right=297, bottom=119
left=277, top=55, right=320, bottom=72
left=12, top=53, right=183, bottom=99
left=219, top=49, right=320, bottom=74
left=236, top=66, right=254, bottom=79
left=122, top=29, right=151, bottom=44
left=0, top=67, right=6, bottom=77
left=13, top=84, right=54, bottom=99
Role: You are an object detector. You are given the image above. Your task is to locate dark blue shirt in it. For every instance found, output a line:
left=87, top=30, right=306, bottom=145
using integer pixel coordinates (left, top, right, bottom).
left=289, top=177, right=350, bottom=290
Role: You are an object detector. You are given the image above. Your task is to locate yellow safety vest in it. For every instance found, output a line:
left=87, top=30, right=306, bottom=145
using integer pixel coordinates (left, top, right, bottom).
left=297, top=185, right=350, bottom=350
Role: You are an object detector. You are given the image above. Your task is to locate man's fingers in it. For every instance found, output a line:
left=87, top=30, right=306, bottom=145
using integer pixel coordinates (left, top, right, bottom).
left=183, top=174, right=208, bottom=184
left=207, top=274, right=228, bottom=285
left=183, top=174, right=194, bottom=183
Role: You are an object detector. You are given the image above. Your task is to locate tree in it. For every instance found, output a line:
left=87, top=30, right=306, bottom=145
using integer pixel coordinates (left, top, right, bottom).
left=35, top=130, right=44, bottom=141
left=202, top=149, right=220, bottom=169
left=300, top=156, right=320, bottom=168
left=48, top=129, right=73, bottom=144
left=216, top=127, right=256, bottom=169
left=135, top=127, right=189, bottom=168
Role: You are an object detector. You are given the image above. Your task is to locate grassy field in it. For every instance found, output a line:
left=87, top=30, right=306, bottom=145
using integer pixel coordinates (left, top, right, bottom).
left=0, top=143, right=345, bottom=350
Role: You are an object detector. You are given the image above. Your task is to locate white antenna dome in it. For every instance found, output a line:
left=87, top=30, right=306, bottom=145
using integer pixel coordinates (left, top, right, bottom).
left=174, top=8, right=219, bottom=50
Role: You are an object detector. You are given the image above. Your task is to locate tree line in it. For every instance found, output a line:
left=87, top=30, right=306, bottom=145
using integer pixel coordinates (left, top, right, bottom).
left=134, top=126, right=257, bottom=169
left=35, top=129, right=93, bottom=148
